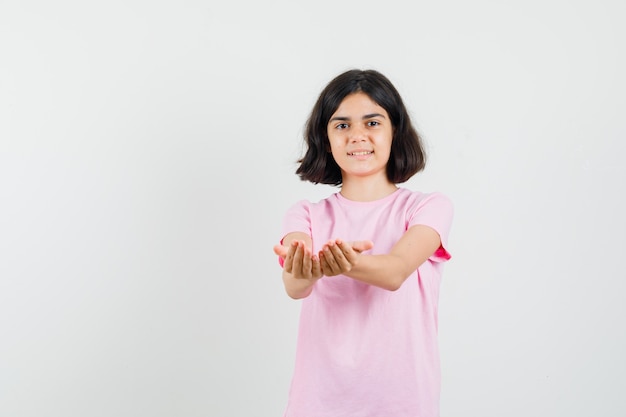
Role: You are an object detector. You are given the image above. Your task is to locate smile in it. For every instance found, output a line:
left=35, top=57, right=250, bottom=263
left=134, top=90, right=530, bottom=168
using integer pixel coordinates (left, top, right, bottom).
left=348, top=151, right=373, bottom=156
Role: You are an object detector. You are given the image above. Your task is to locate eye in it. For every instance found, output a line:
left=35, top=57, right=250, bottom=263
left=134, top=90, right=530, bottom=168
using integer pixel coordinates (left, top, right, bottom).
left=367, top=120, right=380, bottom=127
left=335, top=123, right=349, bottom=130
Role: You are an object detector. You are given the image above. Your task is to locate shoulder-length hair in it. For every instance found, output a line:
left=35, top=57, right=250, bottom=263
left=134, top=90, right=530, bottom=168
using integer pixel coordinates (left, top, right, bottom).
left=296, top=69, right=426, bottom=186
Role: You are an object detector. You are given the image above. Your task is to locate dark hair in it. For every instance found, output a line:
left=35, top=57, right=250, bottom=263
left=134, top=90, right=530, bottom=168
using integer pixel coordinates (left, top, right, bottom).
left=296, top=69, right=426, bottom=186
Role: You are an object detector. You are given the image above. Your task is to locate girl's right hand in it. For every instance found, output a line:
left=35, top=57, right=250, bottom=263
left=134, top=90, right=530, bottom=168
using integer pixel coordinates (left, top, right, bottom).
left=283, top=240, right=322, bottom=281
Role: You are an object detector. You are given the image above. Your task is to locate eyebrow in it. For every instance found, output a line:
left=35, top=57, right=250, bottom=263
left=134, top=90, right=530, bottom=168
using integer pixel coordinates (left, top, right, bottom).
left=329, top=113, right=387, bottom=123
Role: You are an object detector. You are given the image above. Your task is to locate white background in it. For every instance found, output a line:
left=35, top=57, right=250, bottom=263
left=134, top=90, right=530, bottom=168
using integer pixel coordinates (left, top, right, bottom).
left=1, top=1, right=625, bottom=416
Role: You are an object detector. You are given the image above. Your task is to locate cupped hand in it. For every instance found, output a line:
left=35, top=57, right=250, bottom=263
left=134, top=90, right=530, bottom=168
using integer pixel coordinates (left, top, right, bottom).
left=319, top=239, right=372, bottom=277
left=275, top=240, right=322, bottom=281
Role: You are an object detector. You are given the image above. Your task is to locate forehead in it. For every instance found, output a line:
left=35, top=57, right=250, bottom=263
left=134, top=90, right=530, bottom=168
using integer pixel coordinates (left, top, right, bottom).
left=332, top=92, right=387, bottom=116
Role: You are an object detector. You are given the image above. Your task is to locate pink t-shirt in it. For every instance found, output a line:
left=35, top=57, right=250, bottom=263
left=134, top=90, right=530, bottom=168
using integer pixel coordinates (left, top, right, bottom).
left=280, top=188, right=453, bottom=417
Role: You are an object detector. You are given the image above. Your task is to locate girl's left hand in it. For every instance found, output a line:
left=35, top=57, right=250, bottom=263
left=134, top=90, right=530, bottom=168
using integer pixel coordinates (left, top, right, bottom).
left=320, top=239, right=371, bottom=276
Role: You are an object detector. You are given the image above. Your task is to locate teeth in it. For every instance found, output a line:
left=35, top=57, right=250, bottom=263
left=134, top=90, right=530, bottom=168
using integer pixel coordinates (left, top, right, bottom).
left=350, top=151, right=373, bottom=156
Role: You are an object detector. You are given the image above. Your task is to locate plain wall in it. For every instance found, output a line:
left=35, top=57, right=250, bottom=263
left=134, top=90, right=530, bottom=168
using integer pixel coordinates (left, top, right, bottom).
left=1, top=1, right=625, bottom=416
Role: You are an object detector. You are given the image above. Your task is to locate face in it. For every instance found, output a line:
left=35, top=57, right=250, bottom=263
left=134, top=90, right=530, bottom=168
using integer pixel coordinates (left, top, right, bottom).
left=327, top=92, right=393, bottom=182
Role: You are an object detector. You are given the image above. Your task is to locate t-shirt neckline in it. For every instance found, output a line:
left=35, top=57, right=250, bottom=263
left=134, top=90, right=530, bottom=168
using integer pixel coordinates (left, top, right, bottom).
left=335, top=188, right=403, bottom=206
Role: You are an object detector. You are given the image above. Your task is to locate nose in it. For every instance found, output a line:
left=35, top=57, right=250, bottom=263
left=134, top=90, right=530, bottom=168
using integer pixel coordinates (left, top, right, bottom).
left=348, top=125, right=367, bottom=142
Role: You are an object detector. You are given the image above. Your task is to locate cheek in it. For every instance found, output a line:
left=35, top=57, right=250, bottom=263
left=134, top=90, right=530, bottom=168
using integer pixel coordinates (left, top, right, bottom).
left=327, top=135, right=342, bottom=152
left=328, top=142, right=347, bottom=164
left=329, top=145, right=342, bottom=160
left=380, top=138, right=393, bottom=160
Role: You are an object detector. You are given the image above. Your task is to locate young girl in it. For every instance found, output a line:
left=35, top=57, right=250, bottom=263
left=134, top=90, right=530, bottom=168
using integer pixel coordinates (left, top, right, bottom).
left=273, top=69, right=453, bottom=417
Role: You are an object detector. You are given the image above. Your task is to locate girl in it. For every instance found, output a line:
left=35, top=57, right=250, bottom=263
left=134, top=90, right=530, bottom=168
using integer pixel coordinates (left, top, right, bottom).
left=274, top=69, right=453, bottom=417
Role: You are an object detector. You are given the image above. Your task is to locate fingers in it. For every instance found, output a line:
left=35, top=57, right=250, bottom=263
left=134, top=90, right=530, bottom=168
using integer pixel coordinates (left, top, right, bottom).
left=283, top=240, right=297, bottom=273
left=320, top=247, right=341, bottom=276
left=311, top=254, right=322, bottom=279
left=335, top=239, right=355, bottom=259
left=319, top=251, right=331, bottom=275
left=285, top=240, right=322, bottom=281
left=273, top=244, right=288, bottom=258
left=320, top=239, right=354, bottom=276
left=292, top=240, right=305, bottom=275
left=301, top=245, right=313, bottom=278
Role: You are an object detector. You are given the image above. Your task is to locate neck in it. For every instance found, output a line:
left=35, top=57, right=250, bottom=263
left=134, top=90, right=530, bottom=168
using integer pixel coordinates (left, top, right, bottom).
left=340, top=175, right=398, bottom=202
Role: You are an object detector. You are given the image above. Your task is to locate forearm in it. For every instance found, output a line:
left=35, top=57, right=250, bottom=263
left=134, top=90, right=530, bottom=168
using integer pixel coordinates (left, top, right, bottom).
left=343, top=254, right=413, bottom=291
left=282, top=271, right=318, bottom=299
left=320, top=226, right=441, bottom=291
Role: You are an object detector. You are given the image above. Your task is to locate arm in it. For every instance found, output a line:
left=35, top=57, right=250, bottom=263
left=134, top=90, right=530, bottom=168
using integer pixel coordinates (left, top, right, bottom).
left=319, top=224, right=441, bottom=291
left=274, top=232, right=322, bottom=299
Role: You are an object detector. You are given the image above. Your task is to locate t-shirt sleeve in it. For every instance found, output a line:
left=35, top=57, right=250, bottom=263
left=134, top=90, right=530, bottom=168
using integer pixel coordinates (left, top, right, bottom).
left=277, top=200, right=312, bottom=267
left=281, top=199, right=312, bottom=243
left=407, top=192, right=454, bottom=263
